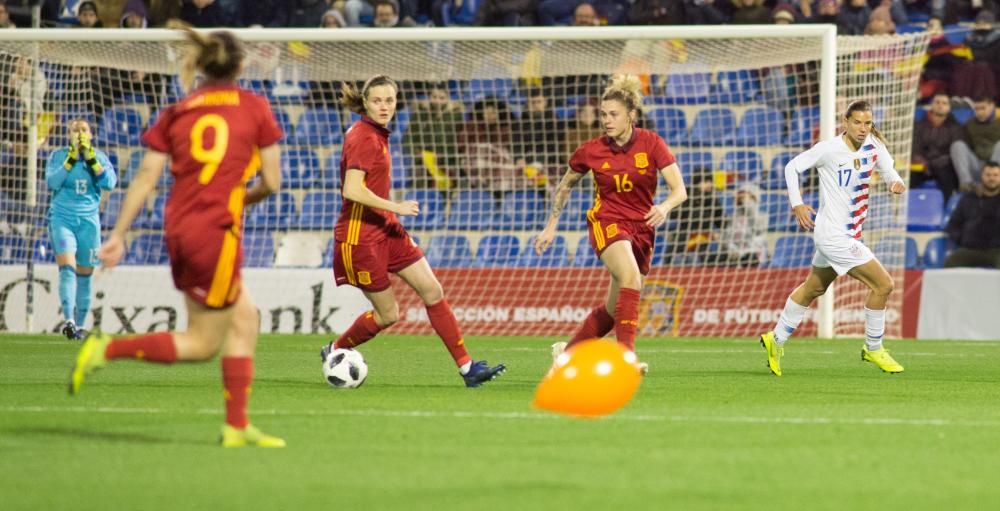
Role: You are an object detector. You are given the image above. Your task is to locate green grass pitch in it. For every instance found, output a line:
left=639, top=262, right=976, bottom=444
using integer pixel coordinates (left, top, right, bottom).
left=2, top=334, right=999, bottom=510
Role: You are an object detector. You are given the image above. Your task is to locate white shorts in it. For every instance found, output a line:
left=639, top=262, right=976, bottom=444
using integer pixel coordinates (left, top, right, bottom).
left=811, top=236, right=875, bottom=275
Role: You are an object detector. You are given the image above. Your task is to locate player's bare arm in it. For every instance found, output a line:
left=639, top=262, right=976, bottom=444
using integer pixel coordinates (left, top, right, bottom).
left=646, top=163, right=687, bottom=228
left=100, top=150, right=168, bottom=268
left=342, top=168, right=419, bottom=216
left=535, top=169, right=584, bottom=254
left=245, top=144, right=281, bottom=206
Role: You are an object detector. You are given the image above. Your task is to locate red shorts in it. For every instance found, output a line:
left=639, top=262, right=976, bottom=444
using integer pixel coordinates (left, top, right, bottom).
left=333, top=229, right=424, bottom=292
left=587, top=218, right=655, bottom=275
left=166, top=226, right=243, bottom=309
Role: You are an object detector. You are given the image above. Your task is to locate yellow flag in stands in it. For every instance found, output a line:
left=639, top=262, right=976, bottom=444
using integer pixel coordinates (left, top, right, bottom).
left=421, top=150, right=452, bottom=190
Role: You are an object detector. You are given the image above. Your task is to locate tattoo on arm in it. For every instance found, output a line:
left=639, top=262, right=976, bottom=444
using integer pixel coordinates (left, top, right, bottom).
left=550, top=171, right=582, bottom=219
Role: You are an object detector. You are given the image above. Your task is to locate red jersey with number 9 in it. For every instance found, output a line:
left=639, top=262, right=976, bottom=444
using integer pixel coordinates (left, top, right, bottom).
left=568, top=127, right=675, bottom=222
left=142, top=84, right=283, bottom=234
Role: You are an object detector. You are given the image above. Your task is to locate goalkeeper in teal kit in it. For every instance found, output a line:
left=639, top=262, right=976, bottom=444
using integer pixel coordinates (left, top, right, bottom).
left=45, top=119, right=117, bottom=339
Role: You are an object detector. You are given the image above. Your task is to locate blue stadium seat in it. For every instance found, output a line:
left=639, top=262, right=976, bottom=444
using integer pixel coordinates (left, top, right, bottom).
left=100, top=107, right=144, bottom=146
left=923, top=236, right=951, bottom=269
left=475, top=234, right=521, bottom=267
left=662, top=73, right=712, bottom=105
left=675, top=151, right=714, bottom=177
left=238, top=79, right=270, bottom=97
left=905, top=236, right=921, bottom=269
left=0, top=234, right=27, bottom=264
left=101, top=190, right=124, bottom=230
left=463, top=78, right=515, bottom=102
left=763, top=191, right=816, bottom=232
left=125, top=233, right=168, bottom=265
left=786, top=105, right=819, bottom=146
left=874, top=235, right=921, bottom=269
left=322, top=238, right=334, bottom=267
left=272, top=107, right=293, bottom=142
left=293, top=108, right=343, bottom=145
left=732, top=106, right=784, bottom=146
left=952, top=107, right=974, bottom=125
left=719, top=150, right=764, bottom=185
left=769, top=235, right=815, bottom=268
left=245, top=191, right=296, bottom=230
left=424, top=234, right=473, bottom=267
left=319, top=150, right=341, bottom=189
left=297, top=190, right=341, bottom=230
left=440, top=0, right=479, bottom=25
left=941, top=192, right=962, bottom=228
left=572, top=237, right=602, bottom=267
left=649, top=107, right=688, bottom=146
left=907, top=189, right=944, bottom=231
left=560, top=188, right=592, bottom=231
left=519, top=235, right=568, bottom=267
left=554, top=105, right=576, bottom=120
left=34, top=237, right=55, bottom=263
left=687, top=108, right=736, bottom=146
left=766, top=152, right=798, bottom=190
left=446, top=190, right=499, bottom=230
left=281, top=148, right=320, bottom=189
left=390, top=148, right=411, bottom=189
left=400, top=189, right=445, bottom=230
left=243, top=233, right=275, bottom=268
left=122, top=151, right=172, bottom=190
left=394, top=108, right=410, bottom=136
left=651, top=238, right=671, bottom=266
left=500, top=190, right=546, bottom=230
left=711, top=70, right=761, bottom=104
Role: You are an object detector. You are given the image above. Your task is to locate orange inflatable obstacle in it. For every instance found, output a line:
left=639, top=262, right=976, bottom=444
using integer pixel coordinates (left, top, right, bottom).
left=533, top=339, right=642, bottom=418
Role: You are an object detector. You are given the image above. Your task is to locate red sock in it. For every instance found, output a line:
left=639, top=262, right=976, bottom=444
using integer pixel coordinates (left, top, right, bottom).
left=566, top=305, right=615, bottom=350
left=222, top=357, right=253, bottom=429
left=333, top=311, right=383, bottom=349
left=104, top=333, right=177, bottom=363
left=426, top=299, right=472, bottom=367
left=614, top=288, right=641, bottom=352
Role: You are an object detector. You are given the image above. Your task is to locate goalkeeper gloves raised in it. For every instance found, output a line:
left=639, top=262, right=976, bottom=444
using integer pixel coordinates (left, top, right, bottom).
left=62, top=134, right=79, bottom=171
left=77, top=132, right=103, bottom=174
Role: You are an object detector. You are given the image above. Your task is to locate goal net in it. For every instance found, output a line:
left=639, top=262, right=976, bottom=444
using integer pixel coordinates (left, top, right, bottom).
left=0, top=27, right=927, bottom=338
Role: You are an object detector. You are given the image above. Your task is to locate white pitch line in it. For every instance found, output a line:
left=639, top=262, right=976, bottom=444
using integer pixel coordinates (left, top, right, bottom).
left=2, top=405, right=998, bottom=428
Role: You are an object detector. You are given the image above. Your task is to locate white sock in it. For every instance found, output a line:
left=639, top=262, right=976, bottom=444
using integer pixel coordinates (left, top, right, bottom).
left=865, top=307, right=885, bottom=351
left=459, top=361, right=472, bottom=375
left=773, top=298, right=808, bottom=346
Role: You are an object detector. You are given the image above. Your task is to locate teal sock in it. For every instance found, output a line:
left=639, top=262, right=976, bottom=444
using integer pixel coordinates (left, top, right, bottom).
left=75, top=273, right=92, bottom=327
left=58, top=265, right=76, bottom=323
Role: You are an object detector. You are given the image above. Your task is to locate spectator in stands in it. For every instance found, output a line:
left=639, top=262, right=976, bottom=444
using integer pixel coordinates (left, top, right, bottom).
left=772, top=3, right=797, bottom=23
left=372, top=0, right=416, bottom=26
left=120, top=0, right=148, bottom=28
left=722, top=183, right=767, bottom=267
left=346, top=0, right=417, bottom=26
left=475, top=0, right=537, bottom=26
left=806, top=0, right=843, bottom=32
left=457, top=96, right=519, bottom=190
left=76, top=1, right=102, bottom=27
left=965, top=11, right=1000, bottom=91
left=671, top=170, right=724, bottom=264
left=919, top=16, right=972, bottom=103
left=732, top=0, right=771, bottom=24
left=950, top=96, right=1000, bottom=189
left=0, top=1, right=15, bottom=28
left=403, top=82, right=464, bottom=188
left=180, top=0, right=226, bottom=27
left=563, top=100, right=602, bottom=159
left=838, top=0, right=871, bottom=35
left=514, top=87, right=565, bottom=167
left=572, top=2, right=599, bottom=25
left=864, top=3, right=895, bottom=34
left=944, top=161, right=1000, bottom=268
left=912, top=93, right=963, bottom=199
left=627, top=0, right=688, bottom=25
left=321, top=8, right=346, bottom=27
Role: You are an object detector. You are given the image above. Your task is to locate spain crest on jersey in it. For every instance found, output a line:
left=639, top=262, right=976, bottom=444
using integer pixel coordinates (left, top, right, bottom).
left=634, top=152, right=649, bottom=169
left=638, top=280, right=684, bottom=336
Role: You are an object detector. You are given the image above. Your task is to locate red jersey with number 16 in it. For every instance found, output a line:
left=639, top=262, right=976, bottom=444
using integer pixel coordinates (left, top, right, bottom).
left=142, top=84, right=283, bottom=234
left=334, top=116, right=402, bottom=245
left=568, top=127, right=676, bottom=223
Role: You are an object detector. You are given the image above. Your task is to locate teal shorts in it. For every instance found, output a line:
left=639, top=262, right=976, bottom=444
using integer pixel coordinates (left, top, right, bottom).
left=48, top=214, right=101, bottom=266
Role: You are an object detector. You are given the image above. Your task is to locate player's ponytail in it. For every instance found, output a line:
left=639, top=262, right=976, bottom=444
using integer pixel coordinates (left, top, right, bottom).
left=341, top=74, right=399, bottom=115
left=844, top=99, right=888, bottom=145
left=602, top=74, right=644, bottom=117
left=179, top=28, right=244, bottom=93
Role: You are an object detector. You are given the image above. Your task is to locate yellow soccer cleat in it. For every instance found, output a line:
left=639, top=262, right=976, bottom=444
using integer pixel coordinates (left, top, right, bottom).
left=221, top=424, right=286, bottom=448
left=760, top=331, right=783, bottom=376
left=861, top=346, right=904, bottom=373
left=68, top=331, right=111, bottom=395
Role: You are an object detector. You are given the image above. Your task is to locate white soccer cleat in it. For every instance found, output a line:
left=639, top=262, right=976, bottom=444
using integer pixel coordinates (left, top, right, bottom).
left=550, top=341, right=568, bottom=360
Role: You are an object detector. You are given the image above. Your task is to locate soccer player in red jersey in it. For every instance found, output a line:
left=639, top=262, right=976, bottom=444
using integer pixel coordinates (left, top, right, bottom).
left=69, top=29, right=285, bottom=447
left=535, top=75, right=688, bottom=374
left=322, top=75, right=505, bottom=387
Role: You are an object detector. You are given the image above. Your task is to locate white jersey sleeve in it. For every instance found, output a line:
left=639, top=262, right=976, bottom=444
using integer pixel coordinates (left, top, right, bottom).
left=784, top=141, right=829, bottom=207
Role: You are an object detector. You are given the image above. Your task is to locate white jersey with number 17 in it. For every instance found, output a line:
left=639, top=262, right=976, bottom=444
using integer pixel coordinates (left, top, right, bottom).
left=785, top=134, right=902, bottom=242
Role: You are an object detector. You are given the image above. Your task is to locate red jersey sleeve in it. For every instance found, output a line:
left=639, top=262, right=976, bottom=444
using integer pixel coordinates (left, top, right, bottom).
left=568, top=143, right=592, bottom=174
left=343, top=131, right=381, bottom=173
left=650, top=133, right=676, bottom=169
left=253, top=95, right=283, bottom=147
left=141, top=105, right=174, bottom=153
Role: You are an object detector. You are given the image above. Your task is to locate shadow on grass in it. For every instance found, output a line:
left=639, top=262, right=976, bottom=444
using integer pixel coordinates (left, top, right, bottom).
left=6, top=426, right=208, bottom=445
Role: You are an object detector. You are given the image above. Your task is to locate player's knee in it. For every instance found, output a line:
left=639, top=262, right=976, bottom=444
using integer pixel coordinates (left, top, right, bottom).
left=875, top=276, right=895, bottom=297
left=376, top=305, right=399, bottom=327
left=421, top=283, right=444, bottom=305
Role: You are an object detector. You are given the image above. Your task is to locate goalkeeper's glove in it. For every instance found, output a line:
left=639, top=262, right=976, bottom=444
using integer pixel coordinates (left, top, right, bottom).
left=62, top=134, right=79, bottom=171
left=78, top=132, right=103, bottom=174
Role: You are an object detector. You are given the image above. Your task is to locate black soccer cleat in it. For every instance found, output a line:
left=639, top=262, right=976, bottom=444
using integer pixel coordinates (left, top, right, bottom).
left=463, top=360, right=506, bottom=388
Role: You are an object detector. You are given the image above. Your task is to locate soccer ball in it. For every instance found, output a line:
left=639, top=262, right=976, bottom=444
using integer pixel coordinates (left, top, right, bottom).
left=322, top=348, right=368, bottom=389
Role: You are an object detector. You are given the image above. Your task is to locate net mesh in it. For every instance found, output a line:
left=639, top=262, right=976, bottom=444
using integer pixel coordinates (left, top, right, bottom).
left=0, top=30, right=928, bottom=337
